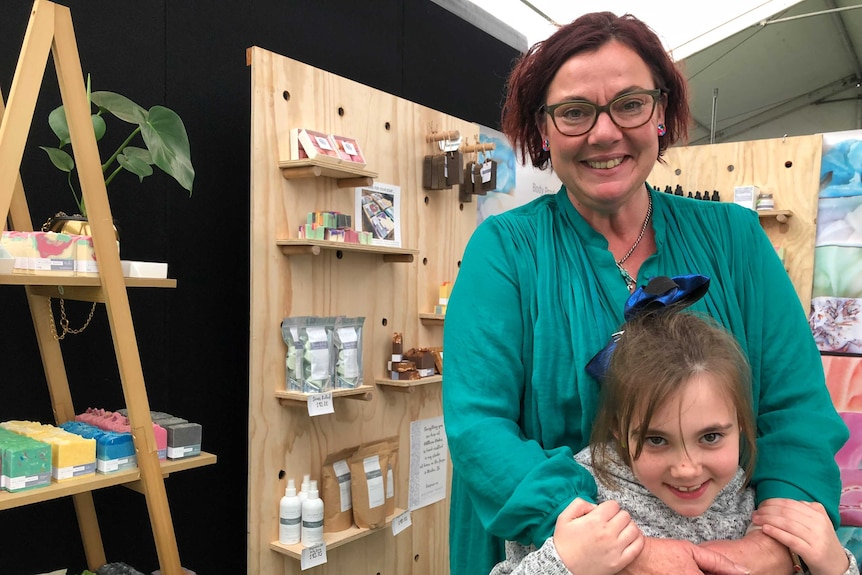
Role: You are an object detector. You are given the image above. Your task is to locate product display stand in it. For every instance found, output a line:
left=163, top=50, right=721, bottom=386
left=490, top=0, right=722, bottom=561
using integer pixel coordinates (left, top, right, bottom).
left=0, top=2, right=215, bottom=574
left=248, top=46, right=475, bottom=574
left=649, top=135, right=822, bottom=310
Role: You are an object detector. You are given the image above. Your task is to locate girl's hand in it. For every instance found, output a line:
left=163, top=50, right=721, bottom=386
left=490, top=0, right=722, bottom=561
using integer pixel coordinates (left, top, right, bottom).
left=751, top=498, right=849, bottom=575
left=553, top=498, right=644, bottom=575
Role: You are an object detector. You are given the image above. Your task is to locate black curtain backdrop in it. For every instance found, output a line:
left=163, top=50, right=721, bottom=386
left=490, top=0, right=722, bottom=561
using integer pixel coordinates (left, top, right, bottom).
left=0, top=1, right=519, bottom=573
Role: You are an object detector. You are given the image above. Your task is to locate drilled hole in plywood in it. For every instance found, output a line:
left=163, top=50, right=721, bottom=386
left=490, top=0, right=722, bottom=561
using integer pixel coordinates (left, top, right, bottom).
left=424, top=196, right=429, bottom=205
left=338, top=107, right=345, bottom=116
left=459, top=203, right=464, bottom=211
left=282, top=91, right=290, bottom=101
left=382, top=318, right=388, bottom=327
left=278, top=470, right=285, bottom=479
left=457, top=260, right=461, bottom=268
left=674, top=168, right=681, bottom=176
left=336, top=250, right=344, bottom=259
left=785, top=160, right=793, bottom=168
left=422, top=257, right=428, bottom=265
left=385, top=122, right=391, bottom=130
left=727, top=164, right=735, bottom=172
left=414, top=554, right=420, bottom=562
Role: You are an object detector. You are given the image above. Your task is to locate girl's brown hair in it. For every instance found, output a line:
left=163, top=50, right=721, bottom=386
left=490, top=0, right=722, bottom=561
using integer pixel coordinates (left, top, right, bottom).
left=590, top=309, right=757, bottom=487
left=500, top=12, right=690, bottom=169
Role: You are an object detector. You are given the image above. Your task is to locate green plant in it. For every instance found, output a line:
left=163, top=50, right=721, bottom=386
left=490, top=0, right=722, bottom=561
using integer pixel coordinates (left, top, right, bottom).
left=40, top=78, right=194, bottom=218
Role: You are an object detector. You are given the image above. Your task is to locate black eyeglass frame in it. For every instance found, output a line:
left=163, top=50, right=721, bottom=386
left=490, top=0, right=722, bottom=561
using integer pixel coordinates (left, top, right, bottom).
left=539, top=89, right=664, bottom=137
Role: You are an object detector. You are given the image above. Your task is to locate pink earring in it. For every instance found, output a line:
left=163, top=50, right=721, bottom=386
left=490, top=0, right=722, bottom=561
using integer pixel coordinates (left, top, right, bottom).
left=657, top=124, right=667, bottom=137
left=542, top=139, right=550, bottom=152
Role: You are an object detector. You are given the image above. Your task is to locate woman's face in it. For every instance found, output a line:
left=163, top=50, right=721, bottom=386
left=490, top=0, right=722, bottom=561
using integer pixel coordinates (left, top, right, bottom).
left=541, top=40, right=665, bottom=213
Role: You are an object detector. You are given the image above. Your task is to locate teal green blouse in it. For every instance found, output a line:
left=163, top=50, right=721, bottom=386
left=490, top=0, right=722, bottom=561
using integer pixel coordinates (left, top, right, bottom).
left=443, top=186, right=848, bottom=575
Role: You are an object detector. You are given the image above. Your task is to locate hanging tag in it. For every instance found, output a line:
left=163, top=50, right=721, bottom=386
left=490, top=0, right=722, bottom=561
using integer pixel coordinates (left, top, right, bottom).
left=481, top=159, right=498, bottom=192
left=422, top=155, right=433, bottom=190
left=459, top=163, right=474, bottom=203
left=445, top=151, right=463, bottom=186
left=472, top=162, right=486, bottom=196
left=432, top=154, right=447, bottom=189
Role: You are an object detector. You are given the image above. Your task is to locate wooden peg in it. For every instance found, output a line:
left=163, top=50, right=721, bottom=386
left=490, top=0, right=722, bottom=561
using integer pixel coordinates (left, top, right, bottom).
left=425, top=130, right=460, bottom=143
left=460, top=142, right=496, bottom=154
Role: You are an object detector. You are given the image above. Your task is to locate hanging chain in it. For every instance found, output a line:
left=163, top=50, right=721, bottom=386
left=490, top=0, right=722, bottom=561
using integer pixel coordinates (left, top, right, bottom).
left=47, top=294, right=97, bottom=340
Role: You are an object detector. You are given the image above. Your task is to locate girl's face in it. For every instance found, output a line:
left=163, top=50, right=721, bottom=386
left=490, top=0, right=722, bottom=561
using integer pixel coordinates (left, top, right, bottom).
left=628, top=373, right=740, bottom=517
left=540, top=40, right=665, bottom=214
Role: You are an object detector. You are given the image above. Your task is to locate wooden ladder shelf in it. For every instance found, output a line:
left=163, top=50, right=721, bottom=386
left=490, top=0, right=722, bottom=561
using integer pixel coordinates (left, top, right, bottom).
left=0, top=2, right=206, bottom=574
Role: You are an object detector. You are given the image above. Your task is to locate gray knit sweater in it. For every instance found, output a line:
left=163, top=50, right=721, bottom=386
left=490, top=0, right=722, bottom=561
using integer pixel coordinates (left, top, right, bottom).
left=489, top=447, right=859, bottom=575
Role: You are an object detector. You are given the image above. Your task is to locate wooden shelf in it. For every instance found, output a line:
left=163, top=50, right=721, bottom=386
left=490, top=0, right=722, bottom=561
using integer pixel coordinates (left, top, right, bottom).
left=277, top=239, right=418, bottom=262
left=0, top=274, right=176, bottom=288
left=0, top=452, right=217, bottom=510
left=270, top=508, right=406, bottom=559
left=275, top=385, right=375, bottom=407
left=756, top=209, right=792, bottom=223
left=279, top=159, right=377, bottom=188
left=419, top=313, right=445, bottom=325
left=377, top=375, right=442, bottom=393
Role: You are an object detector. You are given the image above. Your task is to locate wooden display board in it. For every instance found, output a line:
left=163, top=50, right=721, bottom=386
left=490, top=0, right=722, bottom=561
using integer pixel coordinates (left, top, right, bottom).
left=247, top=46, right=476, bottom=574
left=650, top=135, right=822, bottom=310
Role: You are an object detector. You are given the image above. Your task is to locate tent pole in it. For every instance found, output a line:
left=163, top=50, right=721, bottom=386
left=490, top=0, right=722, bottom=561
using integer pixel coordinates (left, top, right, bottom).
left=710, top=88, right=718, bottom=144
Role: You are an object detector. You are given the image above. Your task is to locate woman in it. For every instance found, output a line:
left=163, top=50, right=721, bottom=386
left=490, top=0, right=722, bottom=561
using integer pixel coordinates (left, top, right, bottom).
left=442, top=11, right=848, bottom=575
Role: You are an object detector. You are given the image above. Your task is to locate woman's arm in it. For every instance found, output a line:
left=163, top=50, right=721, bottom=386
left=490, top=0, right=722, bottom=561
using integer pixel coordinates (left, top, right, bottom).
left=742, top=218, right=847, bottom=524
left=444, top=216, right=599, bottom=546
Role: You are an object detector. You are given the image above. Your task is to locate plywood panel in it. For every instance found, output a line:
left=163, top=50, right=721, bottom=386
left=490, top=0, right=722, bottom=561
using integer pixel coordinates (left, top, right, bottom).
left=650, top=135, right=822, bottom=310
left=248, top=46, right=472, bottom=575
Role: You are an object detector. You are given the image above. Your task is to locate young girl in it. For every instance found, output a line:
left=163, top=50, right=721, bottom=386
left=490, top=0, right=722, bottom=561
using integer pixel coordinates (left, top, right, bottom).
left=491, top=307, right=857, bottom=575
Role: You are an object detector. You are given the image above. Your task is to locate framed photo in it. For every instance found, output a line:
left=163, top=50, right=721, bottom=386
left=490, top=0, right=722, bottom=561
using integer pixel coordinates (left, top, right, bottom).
left=355, top=183, right=401, bottom=247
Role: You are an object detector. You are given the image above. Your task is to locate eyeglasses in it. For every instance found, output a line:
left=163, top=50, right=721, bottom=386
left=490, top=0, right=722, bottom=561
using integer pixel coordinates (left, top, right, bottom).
left=540, top=89, right=663, bottom=137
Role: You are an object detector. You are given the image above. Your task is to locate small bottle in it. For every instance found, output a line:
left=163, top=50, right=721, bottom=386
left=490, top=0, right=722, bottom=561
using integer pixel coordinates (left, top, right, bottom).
left=301, top=479, right=324, bottom=547
left=694, top=191, right=702, bottom=200
left=299, top=473, right=311, bottom=505
left=711, top=190, right=721, bottom=202
left=279, top=479, right=302, bottom=545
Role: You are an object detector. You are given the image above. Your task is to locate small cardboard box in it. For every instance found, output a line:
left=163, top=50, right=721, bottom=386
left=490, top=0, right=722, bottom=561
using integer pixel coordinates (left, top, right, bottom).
left=733, top=185, right=758, bottom=210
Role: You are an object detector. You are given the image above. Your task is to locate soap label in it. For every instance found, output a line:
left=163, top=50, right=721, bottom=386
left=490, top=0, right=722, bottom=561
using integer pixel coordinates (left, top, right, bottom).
left=54, top=462, right=97, bottom=480
left=167, top=444, right=202, bottom=459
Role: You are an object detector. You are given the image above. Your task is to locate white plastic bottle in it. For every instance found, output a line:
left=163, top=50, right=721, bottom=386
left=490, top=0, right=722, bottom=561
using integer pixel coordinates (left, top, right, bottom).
left=298, top=473, right=311, bottom=505
left=301, top=479, right=324, bottom=547
left=278, top=478, right=302, bottom=545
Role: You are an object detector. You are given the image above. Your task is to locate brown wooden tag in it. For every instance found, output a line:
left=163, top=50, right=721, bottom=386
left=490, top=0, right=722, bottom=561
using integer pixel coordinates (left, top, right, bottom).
left=445, top=151, right=463, bottom=186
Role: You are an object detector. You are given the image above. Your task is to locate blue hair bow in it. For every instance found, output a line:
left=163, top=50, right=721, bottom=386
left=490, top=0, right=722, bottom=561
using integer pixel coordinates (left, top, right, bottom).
left=585, top=274, right=710, bottom=383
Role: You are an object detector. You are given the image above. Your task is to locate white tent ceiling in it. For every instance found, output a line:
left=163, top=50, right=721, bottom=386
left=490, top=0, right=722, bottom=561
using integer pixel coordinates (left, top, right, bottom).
left=436, top=0, right=862, bottom=144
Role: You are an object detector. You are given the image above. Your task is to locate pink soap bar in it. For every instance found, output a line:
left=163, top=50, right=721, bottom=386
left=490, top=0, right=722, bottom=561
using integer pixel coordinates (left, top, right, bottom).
left=76, top=408, right=167, bottom=459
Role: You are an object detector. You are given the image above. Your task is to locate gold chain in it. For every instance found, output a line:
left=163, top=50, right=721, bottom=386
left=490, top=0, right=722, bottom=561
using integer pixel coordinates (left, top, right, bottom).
left=47, top=296, right=97, bottom=340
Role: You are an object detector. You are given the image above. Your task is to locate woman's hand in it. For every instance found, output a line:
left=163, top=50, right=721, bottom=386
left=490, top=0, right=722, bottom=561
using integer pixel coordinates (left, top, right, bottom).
left=621, top=537, right=751, bottom=575
left=751, top=498, right=849, bottom=575
left=700, top=527, right=793, bottom=575
left=552, top=498, right=644, bottom=575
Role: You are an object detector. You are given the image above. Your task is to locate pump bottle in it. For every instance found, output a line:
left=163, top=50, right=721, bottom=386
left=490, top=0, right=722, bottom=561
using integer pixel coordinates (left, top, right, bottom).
left=301, top=479, right=325, bottom=547
left=279, top=479, right=302, bottom=545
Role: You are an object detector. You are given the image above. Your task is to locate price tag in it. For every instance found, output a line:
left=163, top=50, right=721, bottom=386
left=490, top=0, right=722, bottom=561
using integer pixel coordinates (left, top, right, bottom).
left=307, top=392, right=334, bottom=416
left=392, top=510, right=412, bottom=536
left=300, top=542, right=327, bottom=569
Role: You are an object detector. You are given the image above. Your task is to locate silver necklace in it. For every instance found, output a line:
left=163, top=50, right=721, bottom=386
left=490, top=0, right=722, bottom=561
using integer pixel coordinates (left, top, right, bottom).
left=615, top=192, right=653, bottom=292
